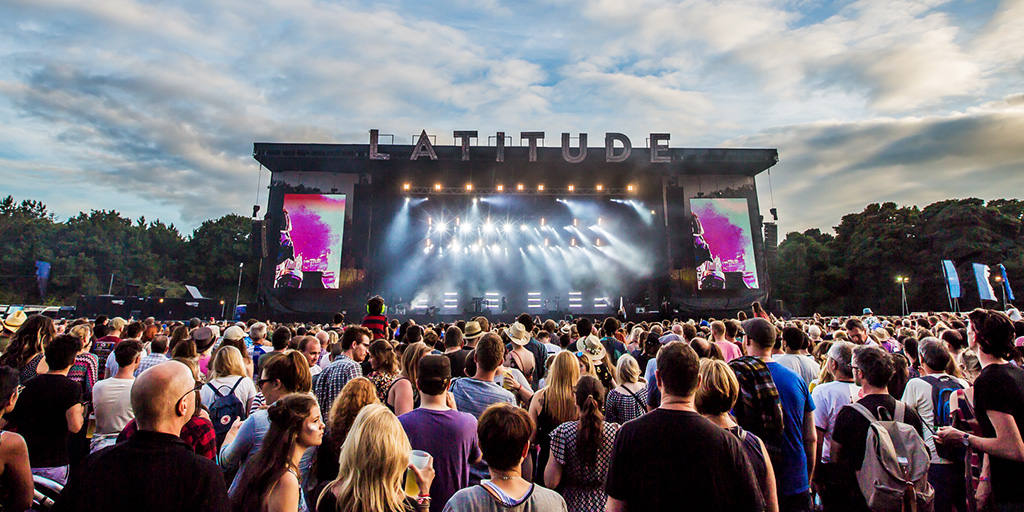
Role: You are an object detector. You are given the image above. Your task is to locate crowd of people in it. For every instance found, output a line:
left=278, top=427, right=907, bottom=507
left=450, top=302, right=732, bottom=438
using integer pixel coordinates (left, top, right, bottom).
left=0, top=298, right=1022, bottom=512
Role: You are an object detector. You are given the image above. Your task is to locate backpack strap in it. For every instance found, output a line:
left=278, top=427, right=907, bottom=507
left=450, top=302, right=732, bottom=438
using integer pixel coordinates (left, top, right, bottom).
left=229, top=376, right=245, bottom=394
left=206, top=382, right=226, bottom=398
left=850, top=402, right=879, bottom=424
left=895, top=401, right=906, bottom=424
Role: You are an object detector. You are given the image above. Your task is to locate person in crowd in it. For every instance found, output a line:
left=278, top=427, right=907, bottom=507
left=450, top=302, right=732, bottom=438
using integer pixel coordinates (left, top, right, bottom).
left=221, top=351, right=313, bottom=494
left=191, top=326, right=218, bottom=376
left=888, top=352, right=911, bottom=398
left=635, top=332, right=660, bottom=376
left=67, top=323, right=99, bottom=401
left=0, top=310, right=27, bottom=354
left=711, top=320, right=743, bottom=362
left=598, top=317, right=627, bottom=363
left=54, top=360, right=230, bottom=512
left=314, top=377, right=378, bottom=498
left=105, top=321, right=144, bottom=378
left=117, top=357, right=219, bottom=460
left=809, top=341, right=859, bottom=510
left=221, top=326, right=255, bottom=378
left=832, top=345, right=925, bottom=512
left=231, top=394, right=324, bottom=512
left=742, top=317, right=816, bottom=512
left=529, top=350, right=580, bottom=481
left=504, top=322, right=537, bottom=386
left=445, top=403, right=567, bottom=511
left=317, top=404, right=435, bottom=512
left=91, top=316, right=124, bottom=379
left=774, top=326, right=820, bottom=385
left=451, top=334, right=517, bottom=419
left=506, top=314, right=548, bottom=389
left=203, top=345, right=259, bottom=442
left=544, top=375, right=619, bottom=512
left=387, top=342, right=431, bottom=416
left=168, top=324, right=190, bottom=354
left=367, top=339, right=400, bottom=403
left=625, top=326, right=646, bottom=355
left=249, top=322, right=270, bottom=366
left=361, top=295, right=389, bottom=340
left=538, top=330, right=560, bottom=358
left=696, top=358, right=779, bottom=512
left=399, top=355, right=481, bottom=512
left=0, top=334, right=83, bottom=484
left=0, top=314, right=57, bottom=382
left=904, top=336, right=921, bottom=379
left=296, top=336, right=323, bottom=376
left=604, top=354, right=647, bottom=424
left=0, top=366, right=33, bottom=512
left=442, top=325, right=468, bottom=379
left=937, top=309, right=1024, bottom=511
left=90, top=339, right=142, bottom=452
left=901, top=337, right=969, bottom=512
left=576, top=335, right=615, bottom=391
left=313, top=326, right=369, bottom=412
left=844, top=318, right=868, bottom=345
left=605, top=341, right=764, bottom=511
left=135, top=334, right=169, bottom=375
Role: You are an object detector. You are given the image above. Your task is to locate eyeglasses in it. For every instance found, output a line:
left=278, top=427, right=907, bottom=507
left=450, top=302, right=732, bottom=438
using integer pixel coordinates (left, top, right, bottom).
left=15, top=385, right=25, bottom=395
left=178, top=381, right=204, bottom=404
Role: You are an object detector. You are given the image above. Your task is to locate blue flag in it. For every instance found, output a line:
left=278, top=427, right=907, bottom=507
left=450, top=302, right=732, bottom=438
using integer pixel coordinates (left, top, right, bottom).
left=974, top=263, right=997, bottom=301
left=942, top=260, right=961, bottom=299
left=999, top=264, right=1015, bottom=301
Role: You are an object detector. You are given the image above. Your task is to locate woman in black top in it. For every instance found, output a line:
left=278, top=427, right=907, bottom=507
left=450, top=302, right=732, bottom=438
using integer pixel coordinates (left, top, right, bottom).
left=937, top=309, right=1024, bottom=511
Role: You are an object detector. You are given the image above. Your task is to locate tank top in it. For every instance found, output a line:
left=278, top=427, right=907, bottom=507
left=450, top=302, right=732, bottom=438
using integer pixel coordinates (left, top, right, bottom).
left=385, top=377, right=420, bottom=413
left=727, top=425, right=767, bottom=490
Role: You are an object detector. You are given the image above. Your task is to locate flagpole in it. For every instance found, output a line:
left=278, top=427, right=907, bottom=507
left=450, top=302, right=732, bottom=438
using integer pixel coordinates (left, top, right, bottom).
left=941, top=261, right=953, bottom=312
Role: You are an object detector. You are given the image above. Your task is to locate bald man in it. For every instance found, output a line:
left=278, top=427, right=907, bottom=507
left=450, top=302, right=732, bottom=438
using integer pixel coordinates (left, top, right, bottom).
left=54, top=361, right=229, bottom=512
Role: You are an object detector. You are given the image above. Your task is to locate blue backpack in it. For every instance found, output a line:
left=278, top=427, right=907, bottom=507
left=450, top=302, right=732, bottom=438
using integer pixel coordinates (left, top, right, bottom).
left=922, top=375, right=965, bottom=461
left=207, top=377, right=246, bottom=437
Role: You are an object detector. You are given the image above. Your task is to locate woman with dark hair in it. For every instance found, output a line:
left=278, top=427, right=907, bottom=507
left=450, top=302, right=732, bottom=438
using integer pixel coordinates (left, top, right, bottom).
left=386, top=342, right=430, bottom=416
left=0, top=315, right=57, bottom=382
left=752, top=301, right=771, bottom=321
left=0, top=366, right=33, bottom=511
left=937, top=309, right=1024, bottom=511
left=168, top=324, right=190, bottom=353
left=366, top=339, right=400, bottom=403
left=232, top=393, right=324, bottom=512
left=544, top=375, right=619, bottom=512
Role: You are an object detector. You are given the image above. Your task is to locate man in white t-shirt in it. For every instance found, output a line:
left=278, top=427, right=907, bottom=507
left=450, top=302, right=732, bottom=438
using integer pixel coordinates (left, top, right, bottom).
left=902, top=337, right=968, bottom=512
left=810, top=341, right=859, bottom=510
left=91, top=339, right=143, bottom=453
left=774, top=326, right=820, bottom=385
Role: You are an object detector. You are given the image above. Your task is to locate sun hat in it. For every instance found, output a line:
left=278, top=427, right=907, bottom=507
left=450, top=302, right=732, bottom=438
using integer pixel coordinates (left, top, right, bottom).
left=463, top=321, right=485, bottom=339
left=223, top=325, right=245, bottom=341
left=506, top=322, right=531, bottom=346
left=2, top=310, right=27, bottom=332
left=576, top=334, right=606, bottom=362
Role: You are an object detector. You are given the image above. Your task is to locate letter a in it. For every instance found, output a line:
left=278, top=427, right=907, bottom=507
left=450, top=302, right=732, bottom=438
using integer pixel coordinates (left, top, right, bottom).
left=410, top=130, right=438, bottom=160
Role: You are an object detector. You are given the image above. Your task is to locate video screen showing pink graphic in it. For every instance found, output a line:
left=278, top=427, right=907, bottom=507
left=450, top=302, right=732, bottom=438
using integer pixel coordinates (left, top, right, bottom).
left=275, top=194, right=346, bottom=289
left=690, top=198, right=759, bottom=290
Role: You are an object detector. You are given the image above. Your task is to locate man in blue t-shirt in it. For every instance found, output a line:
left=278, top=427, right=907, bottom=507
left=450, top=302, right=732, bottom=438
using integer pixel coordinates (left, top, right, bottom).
left=742, top=318, right=817, bottom=512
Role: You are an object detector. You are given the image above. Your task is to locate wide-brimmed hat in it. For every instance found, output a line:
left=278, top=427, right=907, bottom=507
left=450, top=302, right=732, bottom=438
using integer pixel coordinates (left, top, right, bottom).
left=559, top=323, right=573, bottom=335
left=576, top=335, right=606, bottom=362
left=192, top=326, right=217, bottom=353
left=463, top=321, right=485, bottom=339
left=506, top=322, right=531, bottom=346
left=223, top=325, right=245, bottom=341
left=2, top=310, right=27, bottom=332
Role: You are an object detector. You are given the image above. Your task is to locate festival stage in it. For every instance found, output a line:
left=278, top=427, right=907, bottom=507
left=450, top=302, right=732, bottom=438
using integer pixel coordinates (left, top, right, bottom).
left=252, top=130, right=778, bottom=321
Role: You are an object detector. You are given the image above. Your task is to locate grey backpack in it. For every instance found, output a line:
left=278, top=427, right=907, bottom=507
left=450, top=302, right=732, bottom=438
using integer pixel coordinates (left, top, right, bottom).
left=850, top=402, right=935, bottom=512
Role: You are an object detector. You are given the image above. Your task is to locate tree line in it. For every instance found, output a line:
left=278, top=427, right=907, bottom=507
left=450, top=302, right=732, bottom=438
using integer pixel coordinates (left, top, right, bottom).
left=0, top=196, right=256, bottom=305
left=769, top=198, right=1024, bottom=316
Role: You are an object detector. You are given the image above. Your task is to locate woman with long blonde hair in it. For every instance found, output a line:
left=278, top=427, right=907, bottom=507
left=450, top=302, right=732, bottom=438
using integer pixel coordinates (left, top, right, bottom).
left=528, top=350, right=580, bottom=484
left=605, top=354, right=648, bottom=424
left=317, top=404, right=434, bottom=512
left=201, top=346, right=258, bottom=425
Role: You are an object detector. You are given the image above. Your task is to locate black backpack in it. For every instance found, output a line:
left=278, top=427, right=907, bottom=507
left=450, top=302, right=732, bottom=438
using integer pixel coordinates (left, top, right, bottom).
left=922, top=375, right=965, bottom=461
left=207, top=377, right=246, bottom=439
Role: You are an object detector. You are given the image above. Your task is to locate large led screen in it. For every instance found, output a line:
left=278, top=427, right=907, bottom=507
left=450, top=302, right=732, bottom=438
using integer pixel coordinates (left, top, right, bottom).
left=690, top=198, right=759, bottom=290
left=275, top=194, right=346, bottom=289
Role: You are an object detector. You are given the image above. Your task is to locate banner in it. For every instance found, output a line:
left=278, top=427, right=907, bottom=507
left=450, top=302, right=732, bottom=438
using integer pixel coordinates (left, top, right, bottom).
left=999, top=264, right=1016, bottom=302
left=942, top=260, right=961, bottom=299
left=35, top=260, right=51, bottom=300
left=974, top=263, right=997, bottom=301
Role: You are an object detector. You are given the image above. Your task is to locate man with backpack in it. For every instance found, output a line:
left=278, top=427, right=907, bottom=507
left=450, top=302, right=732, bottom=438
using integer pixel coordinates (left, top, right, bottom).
left=902, top=338, right=968, bottom=512
left=832, top=345, right=934, bottom=512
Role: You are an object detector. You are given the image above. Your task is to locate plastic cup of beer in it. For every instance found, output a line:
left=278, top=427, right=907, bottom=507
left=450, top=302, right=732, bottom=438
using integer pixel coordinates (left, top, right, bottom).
left=404, top=450, right=430, bottom=497
left=86, top=413, right=96, bottom=439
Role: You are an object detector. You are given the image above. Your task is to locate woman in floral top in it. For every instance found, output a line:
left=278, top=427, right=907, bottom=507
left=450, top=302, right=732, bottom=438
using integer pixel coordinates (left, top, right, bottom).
left=365, top=339, right=399, bottom=403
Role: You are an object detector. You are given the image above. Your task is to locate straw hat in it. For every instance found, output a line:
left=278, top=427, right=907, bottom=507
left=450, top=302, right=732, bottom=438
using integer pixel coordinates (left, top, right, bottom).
left=506, top=322, right=531, bottom=346
left=463, top=321, right=485, bottom=340
left=2, top=310, right=27, bottom=332
left=576, top=335, right=606, bottom=362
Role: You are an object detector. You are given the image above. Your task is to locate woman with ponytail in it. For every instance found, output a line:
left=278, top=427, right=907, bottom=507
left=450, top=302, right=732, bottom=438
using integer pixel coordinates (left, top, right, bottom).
left=544, top=375, right=620, bottom=512
left=231, top=394, right=325, bottom=512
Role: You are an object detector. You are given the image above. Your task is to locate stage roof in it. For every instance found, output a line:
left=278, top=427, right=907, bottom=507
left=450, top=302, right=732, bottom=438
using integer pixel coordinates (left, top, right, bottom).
left=253, top=143, right=778, bottom=177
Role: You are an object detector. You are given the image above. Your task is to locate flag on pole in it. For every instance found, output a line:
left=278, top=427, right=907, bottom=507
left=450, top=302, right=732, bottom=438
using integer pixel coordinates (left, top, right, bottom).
left=942, top=260, right=961, bottom=299
left=35, top=261, right=51, bottom=300
left=974, top=263, right=997, bottom=301
left=999, top=264, right=1015, bottom=301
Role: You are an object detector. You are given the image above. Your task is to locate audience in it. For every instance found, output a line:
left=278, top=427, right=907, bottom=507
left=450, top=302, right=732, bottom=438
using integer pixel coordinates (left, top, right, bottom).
left=0, top=366, right=33, bottom=512
left=314, top=377, right=379, bottom=498
left=90, top=339, right=142, bottom=452
left=313, top=326, right=369, bottom=412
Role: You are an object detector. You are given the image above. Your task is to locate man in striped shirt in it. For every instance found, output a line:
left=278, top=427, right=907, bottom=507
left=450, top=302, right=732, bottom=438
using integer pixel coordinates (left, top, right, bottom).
left=361, top=295, right=389, bottom=339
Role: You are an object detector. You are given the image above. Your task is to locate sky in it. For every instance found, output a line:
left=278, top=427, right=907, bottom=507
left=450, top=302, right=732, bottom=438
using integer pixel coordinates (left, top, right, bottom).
left=1, top=0, right=1022, bottom=237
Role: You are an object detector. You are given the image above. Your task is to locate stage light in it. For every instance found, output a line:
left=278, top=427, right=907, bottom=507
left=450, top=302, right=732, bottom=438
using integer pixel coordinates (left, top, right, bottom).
left=435, top=183, right=442, bottom=191
left=573, top=218, right=578, bottom=227
left=517, top=183, right=524, bottom=191
left=504, top=223, right=513, bottom=233
left=571, top=238, right=576, bottom=247
left=568, top=185, right=574, bottom=192
left=520, top=224, right=528, bottom=231
left=545, top=238, right=549, bottom=246
left=461, top=223, right=472, bottom=232
left=473, top=197, right=478, bottom=204
left=428, top=217, right=432, bottom=225
left=403, top=183, right=411, bottom=191
left=466, top=184, right=473, bottom=191
left=538, top=184, right=545, bottom=191
left=597, top=217, right=602, bottom=225
left=650, top=210, right=656, bottom=215
left=484, top=221, right=494, bottom=232
left=425, top=239, right=431, bottom=247
left=455, top=216, right=460, bottom=225
left=405, top=197, right=410, bottom=203
left=497, top=184, right=504, bottom=192
left=596, top=184, right=603, bottom=191
left=627, top=184, right=635, bottom=192
left=541, top=217, right=546, bottom=226
left=596, top=238, right=601, bottom=246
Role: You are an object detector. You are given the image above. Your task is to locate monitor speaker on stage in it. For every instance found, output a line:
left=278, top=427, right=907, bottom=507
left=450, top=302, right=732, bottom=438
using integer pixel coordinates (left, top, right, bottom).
left=724, top=272, right=746, bottom=290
